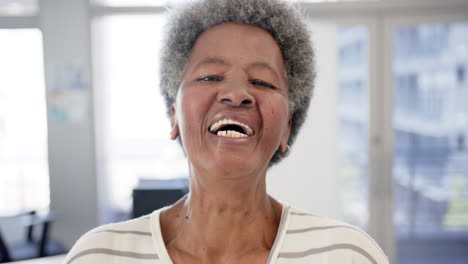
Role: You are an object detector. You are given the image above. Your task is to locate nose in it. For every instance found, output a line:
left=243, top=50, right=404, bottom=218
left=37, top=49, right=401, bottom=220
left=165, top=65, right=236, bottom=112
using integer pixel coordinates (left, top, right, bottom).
left=217, top=80, right=256, bottom=108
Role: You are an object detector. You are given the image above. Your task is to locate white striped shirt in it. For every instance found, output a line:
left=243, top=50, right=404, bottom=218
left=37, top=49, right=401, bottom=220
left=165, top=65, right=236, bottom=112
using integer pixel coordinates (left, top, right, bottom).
left=64, top=205, right=389, bottom=264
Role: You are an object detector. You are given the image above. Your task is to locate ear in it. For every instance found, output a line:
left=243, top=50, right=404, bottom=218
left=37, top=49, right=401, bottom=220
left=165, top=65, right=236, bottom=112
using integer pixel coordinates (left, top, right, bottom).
left=170, top=104, right=179, bottom=140
left=279, top=117, right=292, bottom=152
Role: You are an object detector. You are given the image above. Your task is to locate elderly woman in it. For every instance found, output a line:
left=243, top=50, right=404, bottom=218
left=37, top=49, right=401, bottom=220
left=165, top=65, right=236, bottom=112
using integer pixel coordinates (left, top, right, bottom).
left=64, top=0, right=389, bottom=263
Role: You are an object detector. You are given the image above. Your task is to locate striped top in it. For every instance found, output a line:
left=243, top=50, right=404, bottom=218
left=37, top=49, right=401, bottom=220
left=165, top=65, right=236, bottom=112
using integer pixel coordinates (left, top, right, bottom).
left=64, top=205, right=389, bottom=264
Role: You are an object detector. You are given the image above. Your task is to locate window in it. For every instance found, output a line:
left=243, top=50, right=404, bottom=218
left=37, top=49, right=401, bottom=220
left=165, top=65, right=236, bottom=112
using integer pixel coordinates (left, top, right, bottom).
left=0, top=29, right=49, bottom=214
left=92, top=14, right=187, bottom=220
left=337, top=26, right=369, bottom=229
left=393, top=22, right=468, bottom=264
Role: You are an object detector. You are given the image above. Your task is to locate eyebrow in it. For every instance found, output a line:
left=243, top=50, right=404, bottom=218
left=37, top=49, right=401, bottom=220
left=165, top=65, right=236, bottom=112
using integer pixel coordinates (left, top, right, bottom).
left=194, top=57, right=230, bottom=69
left=195, top=57, right=278, bottom=74
left=246, top=61, right=277, bottom=75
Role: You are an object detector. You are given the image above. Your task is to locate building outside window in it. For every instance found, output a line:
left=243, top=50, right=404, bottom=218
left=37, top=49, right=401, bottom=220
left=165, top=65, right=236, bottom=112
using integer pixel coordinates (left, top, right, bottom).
left=393, top=23, right=468, bottom=264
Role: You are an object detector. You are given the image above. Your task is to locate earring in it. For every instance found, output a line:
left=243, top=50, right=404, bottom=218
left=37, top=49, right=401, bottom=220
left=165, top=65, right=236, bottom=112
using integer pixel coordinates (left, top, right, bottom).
left=281, top=145, right=291, bottom=158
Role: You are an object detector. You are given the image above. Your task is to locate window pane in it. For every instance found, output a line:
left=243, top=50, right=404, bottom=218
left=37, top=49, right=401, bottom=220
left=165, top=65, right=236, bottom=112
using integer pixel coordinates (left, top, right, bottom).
left=337, top=26, right=369, bottom=229
left=0, top=0, right=38, bottom=16
left=92, top=15, right=188, bottom=220
left=393, top=23, right=468, bottom=264
left=0, top=29, right=49, bottom=214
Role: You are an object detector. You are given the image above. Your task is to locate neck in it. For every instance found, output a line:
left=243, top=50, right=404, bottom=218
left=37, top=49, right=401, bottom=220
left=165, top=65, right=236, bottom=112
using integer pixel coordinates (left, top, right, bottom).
left=187, top=164, right=271, bottom=216
left=161, top=165, right=282, bottom=262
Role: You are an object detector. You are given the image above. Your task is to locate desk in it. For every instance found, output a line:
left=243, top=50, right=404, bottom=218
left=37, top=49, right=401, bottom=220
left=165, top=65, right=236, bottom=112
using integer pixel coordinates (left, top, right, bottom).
left=12, top=255, right=65, bottom=264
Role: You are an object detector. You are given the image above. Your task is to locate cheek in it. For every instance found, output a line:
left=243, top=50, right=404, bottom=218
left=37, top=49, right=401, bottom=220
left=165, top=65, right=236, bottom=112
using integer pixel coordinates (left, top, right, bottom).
left=177, top=88, right=212, bottom=135
left=261, top=95, right=290, bottom=136
left=178, top=90, right=197, bottom=120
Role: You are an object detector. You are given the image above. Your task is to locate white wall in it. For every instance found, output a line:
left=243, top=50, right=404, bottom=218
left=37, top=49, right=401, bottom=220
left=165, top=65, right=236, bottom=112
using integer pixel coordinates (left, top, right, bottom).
left=268, top=22, right=341, bottom=219
left=39, top=0, right=99, bottom=248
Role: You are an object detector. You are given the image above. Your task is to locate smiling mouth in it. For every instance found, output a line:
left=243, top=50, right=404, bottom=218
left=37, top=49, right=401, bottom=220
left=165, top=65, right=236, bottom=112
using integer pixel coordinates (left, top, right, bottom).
left=209, top=118, right=254, bottom=138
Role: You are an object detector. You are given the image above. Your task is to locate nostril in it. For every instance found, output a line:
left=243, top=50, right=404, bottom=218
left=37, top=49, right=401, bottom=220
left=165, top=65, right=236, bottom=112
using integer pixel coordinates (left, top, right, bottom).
left=241, top=99, right=252, bottom=105
left=219, top=97, right=253, bottom=107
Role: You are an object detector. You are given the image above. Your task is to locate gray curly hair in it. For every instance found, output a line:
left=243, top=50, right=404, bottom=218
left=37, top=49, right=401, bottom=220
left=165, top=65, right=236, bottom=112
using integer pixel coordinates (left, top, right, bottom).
left=160, top=0, right=315, bottom=165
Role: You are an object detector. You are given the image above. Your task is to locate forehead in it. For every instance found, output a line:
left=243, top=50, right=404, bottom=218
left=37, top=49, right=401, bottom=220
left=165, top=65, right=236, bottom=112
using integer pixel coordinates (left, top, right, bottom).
left=186, top=23, right=285, bottom=71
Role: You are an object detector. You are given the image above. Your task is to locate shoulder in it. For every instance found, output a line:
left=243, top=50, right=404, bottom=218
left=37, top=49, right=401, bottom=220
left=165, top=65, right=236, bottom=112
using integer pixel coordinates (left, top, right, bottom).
left=63, top=214, right=159, bottom=264
left=278, top=207, right=389, bottom=264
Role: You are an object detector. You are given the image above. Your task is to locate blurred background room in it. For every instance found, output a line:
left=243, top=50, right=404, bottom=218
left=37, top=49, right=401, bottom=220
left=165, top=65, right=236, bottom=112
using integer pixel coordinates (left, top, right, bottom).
left=0, top=0, right=467, bottom=263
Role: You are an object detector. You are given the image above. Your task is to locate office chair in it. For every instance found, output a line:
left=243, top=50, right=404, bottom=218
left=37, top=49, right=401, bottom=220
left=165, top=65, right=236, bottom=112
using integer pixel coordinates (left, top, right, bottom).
left=0, top=210, right=67, bottom=263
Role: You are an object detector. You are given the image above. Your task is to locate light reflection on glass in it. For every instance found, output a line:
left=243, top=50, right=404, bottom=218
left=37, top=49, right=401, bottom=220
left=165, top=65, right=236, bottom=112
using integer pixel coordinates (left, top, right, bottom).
left=393, top=23, right=468, bottom=264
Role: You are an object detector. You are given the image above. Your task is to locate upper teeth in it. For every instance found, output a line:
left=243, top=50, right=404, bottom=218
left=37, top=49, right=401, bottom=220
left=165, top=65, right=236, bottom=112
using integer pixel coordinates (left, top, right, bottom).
left=209, top=118, right=254, bottom=137
left=216, top=130, right=248, bottom=138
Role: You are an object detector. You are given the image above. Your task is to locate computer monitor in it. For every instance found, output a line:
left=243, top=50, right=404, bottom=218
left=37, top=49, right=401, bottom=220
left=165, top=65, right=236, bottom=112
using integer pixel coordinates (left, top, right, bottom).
left=132, top=178, right=189, bottom=218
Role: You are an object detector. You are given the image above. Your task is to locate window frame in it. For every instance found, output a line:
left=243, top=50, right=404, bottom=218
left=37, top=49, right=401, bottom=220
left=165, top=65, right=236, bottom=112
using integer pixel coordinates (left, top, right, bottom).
left=0, top=15, right=37, bottom=28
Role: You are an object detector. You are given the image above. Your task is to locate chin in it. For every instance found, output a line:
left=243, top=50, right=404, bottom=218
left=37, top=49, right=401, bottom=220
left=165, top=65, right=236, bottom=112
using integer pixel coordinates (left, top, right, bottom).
left=208, top=155, right=267, bottom=178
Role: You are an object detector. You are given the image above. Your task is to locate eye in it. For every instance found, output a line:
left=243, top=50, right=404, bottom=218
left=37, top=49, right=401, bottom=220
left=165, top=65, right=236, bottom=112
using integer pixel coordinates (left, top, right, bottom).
left=197, top=75, right=223, bottom=82
left=250, top=79, right=276, bottom=89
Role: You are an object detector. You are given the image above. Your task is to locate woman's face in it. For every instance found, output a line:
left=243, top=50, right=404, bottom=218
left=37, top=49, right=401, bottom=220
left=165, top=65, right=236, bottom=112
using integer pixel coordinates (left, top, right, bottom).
left=171, top=22, right=291, bottom=177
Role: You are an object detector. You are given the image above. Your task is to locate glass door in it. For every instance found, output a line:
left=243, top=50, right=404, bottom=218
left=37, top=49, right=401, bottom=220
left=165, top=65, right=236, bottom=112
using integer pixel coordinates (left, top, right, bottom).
left=392, top=22, right=468, bottom=264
